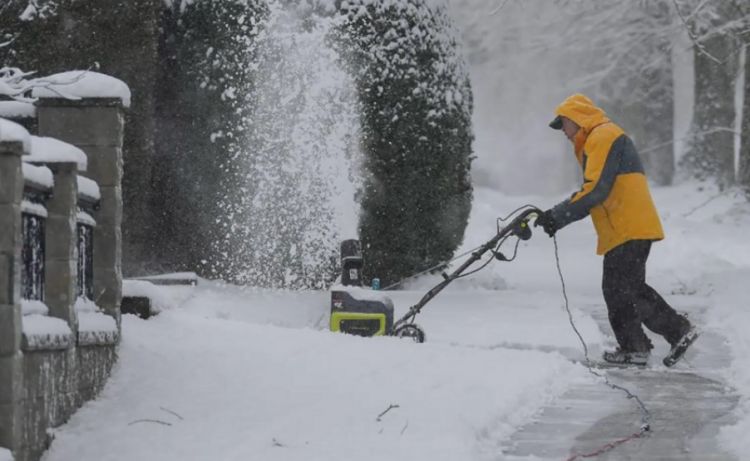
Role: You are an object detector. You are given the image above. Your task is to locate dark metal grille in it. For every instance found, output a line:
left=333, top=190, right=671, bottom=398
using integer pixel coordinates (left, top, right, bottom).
left=77, top=223, right=94, bottom=300
left=21, top=212, right=45, bottom=301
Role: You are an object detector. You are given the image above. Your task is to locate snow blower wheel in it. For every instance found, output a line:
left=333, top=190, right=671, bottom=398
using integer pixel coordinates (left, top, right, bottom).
left=393, top=324, right=426, bottom=343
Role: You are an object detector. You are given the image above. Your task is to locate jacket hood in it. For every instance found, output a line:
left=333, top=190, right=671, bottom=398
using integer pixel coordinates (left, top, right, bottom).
left=554, top=93, right=610, bottom=132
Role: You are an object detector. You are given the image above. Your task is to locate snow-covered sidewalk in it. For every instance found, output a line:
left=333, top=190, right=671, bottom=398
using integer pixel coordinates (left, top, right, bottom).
left=43, top=291, right=591, bottom=461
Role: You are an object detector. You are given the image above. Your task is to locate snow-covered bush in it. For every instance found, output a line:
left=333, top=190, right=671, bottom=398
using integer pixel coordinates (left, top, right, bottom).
left=335, top=0, right=474, bottom=286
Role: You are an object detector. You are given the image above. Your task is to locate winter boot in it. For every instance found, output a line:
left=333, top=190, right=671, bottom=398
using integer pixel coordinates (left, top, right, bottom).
left=602, top=348, right=650, bottom=366
left=663, top=325, right=699, bottom=367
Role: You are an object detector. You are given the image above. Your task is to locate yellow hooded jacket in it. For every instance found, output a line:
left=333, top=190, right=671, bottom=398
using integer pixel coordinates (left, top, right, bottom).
left=550, top=94, right=664, bottom=255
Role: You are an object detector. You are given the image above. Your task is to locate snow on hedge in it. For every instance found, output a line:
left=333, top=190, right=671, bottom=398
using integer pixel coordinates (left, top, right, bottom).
left=0, top=447, right=13, bottom=461
left=21, top=162, right=54, bottom=189
left=0, top=117, right=30, bottom=151
left=31, top=71, right=132, bottom=108
left=27, top=136, right=87, bottom=170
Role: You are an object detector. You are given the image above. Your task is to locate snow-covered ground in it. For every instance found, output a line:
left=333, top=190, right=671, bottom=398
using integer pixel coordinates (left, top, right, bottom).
left=43, top=183, right=750, bottom=461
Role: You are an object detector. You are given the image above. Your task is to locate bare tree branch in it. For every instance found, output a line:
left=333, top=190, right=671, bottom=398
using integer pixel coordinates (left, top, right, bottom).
left=376, top=403, right=400, bottom=422
left=127, top=419, right=172, bottom=427
left=672, top=0, right=723, bottom=64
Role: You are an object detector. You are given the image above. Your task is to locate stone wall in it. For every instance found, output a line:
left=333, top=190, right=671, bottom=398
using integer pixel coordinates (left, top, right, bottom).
left=0, top=95, right=125, bottom=461
left=0, top=140, right=25, bottom=461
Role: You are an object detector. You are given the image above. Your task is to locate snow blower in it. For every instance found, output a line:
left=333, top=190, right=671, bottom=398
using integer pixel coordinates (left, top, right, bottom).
left=330, top=240, right=395, bottom=337
left=330, top=206, right=541, bottom=342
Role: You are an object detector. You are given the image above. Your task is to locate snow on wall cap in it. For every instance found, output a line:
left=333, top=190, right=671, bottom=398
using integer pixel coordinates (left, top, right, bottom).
left=0, top=101, right=36, bottom=118
left=27, top=135, right=87, bottom=171
left=77, top=175, right=100, bottom=201
left=0, top=117, right=31, bottom=152
left=31, top=71, right=131, bottom=108
left=22, top=162, right=54, bottom=189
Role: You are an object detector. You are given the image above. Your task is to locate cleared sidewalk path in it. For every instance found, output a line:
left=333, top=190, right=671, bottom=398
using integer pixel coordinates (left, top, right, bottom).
left=501, top=305, right=739, bottom=461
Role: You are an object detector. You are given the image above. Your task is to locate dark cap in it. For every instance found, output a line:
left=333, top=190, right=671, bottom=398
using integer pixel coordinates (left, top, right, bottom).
left=549, top=115, right=563, bottom=130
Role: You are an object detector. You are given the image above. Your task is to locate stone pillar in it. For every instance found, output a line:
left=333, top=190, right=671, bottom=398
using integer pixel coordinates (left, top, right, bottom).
left=43, top=163, right=79, bottom=331
left=36, top=98, right=124, bottom=324
left=0, top=141, right=25, bottom=452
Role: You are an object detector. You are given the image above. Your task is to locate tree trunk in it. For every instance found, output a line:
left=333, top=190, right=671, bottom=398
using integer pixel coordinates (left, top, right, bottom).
left=682, top=5, right=740, bottom=189
left=741, top=44, right=750, bottom=198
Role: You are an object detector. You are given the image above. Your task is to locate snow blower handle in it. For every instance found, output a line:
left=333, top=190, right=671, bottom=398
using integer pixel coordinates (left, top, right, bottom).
left=391, top=206, right=544, bottom=338
left=499, top=206, right=542, bottom=241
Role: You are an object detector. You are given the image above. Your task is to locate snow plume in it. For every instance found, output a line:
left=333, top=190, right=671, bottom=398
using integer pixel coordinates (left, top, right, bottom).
left=213, top=2, right=363, bottom=289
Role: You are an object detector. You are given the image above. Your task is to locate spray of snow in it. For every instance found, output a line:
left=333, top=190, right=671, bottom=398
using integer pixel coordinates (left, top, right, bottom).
left=216, top=2, right=362, bottom=289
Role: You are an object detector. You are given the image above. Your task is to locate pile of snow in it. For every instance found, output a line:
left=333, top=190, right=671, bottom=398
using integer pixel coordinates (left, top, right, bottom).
left=21, top=162, right=54, bottom=189
left=0, top=100, right=35, bottom=118
left=26, top=136, right=87, bottom=171
left=31, top=71, right=131, bottom=108
left=0, top=117, right=30, bottom=152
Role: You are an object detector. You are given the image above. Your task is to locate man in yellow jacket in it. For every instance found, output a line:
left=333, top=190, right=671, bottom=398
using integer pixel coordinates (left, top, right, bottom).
left=535, top=94, right=698, bottom=367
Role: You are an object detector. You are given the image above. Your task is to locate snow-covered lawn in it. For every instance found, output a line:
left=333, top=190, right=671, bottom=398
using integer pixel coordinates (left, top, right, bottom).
left=43, top=184, right=750, bottom=461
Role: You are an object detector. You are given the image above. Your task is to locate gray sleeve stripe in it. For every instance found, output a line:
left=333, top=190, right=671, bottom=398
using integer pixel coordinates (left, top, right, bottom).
left=551, top=134, right=634, bottom=227
left=618, top=135, right=645, bottom=174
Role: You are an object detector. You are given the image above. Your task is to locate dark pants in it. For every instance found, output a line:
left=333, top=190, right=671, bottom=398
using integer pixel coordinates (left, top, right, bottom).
left=602, top=240, right=690, bottom=353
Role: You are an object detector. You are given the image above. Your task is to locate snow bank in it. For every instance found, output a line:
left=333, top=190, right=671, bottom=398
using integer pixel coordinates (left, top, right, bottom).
left=21, top=162, right=54, bottom=189
left=0, top=117, right=30, bottom=152
left=0, top=100, right=36, bottom=118
left=27, top=136, right=87, bottom=171
left=31, top=71, right=131, bottom=108
left=77, top=175, right=100, bottom=201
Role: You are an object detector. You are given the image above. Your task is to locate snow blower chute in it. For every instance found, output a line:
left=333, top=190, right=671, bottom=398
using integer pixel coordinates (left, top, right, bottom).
left=330, top=207, right=541, bottom=343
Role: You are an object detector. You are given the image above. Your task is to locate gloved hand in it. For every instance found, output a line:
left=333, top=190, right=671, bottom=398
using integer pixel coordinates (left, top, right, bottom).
left=534, top=210, right=558, bottom=237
